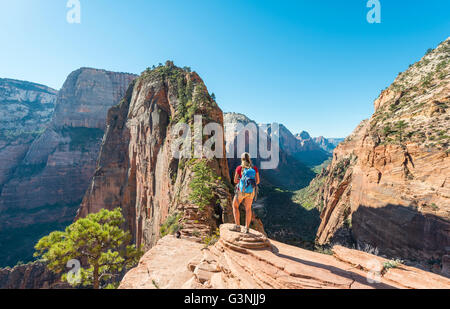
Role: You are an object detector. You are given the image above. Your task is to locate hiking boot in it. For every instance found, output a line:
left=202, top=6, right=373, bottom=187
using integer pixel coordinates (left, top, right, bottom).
left=229, top=224, right=241, bottom=232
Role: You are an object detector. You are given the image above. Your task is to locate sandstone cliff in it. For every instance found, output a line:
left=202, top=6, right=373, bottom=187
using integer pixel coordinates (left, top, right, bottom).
left=119, top=224, right=450, bottom=289
left=78, top=62, right=255, bottom=253
left=309, top=38, right=450, bottom=274
left=0, top=68, right=136, bottom=267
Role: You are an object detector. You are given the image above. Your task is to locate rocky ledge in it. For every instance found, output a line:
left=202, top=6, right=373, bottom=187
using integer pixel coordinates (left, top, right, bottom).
left=0, top=262, right=68, bottom=289
left=119, top=224, right=450, bottom=289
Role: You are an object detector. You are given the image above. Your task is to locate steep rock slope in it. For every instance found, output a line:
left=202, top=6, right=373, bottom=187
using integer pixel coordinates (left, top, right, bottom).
left=0, top=78, right=57, bottom=189
left=0, top=68, right=136, bottom=267
left=120, top=224, right=450, bottom=289
left=311, top=38, right=450, bottom=272
left=78, top=62, right=257, bottom=253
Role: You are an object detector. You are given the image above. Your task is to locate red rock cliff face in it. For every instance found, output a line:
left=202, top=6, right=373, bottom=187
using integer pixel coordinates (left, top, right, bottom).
left=313, top=38, right=450, bottom=271
left=0, top=68, right=136, bottom=267
left=78, top=63, right=242, bottom=252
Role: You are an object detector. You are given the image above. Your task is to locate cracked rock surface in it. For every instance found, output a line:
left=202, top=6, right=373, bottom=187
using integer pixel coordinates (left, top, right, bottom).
left=120, top=224, right=450, bottom=289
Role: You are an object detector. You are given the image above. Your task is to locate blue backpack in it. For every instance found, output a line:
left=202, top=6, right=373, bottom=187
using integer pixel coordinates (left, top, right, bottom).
left=239, top=168, right=257, bottom=194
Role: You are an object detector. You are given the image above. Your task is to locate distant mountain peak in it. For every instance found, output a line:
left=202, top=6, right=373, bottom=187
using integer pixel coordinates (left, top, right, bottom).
left=296, top=131, right=311, bottom=140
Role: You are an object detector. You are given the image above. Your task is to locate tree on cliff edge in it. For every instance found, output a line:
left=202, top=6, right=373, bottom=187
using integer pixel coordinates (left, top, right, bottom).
left=34, top=208, right=142, bottom=289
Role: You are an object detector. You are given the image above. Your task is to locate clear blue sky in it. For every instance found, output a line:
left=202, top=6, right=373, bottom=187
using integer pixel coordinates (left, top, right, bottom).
left=0, top=0, right=449, bottom=137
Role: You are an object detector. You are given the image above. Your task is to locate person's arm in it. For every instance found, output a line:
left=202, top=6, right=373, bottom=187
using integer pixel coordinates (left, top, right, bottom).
left=256, top=171, right=260, bottom=185
left=234, top=170, right=240, bottom=185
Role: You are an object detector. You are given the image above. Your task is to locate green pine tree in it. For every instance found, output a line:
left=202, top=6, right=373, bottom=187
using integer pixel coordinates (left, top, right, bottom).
left=189, top=161, right=216, bottom=211
left=395, top=120, right=408, bottom=142
left=34, top=208, right=142, bottom=289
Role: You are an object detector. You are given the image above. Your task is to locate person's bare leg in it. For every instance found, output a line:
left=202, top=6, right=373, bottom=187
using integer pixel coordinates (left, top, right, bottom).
left=244, top=198, right=253, bottom=231
left=232, top=195, right=240, bottom=226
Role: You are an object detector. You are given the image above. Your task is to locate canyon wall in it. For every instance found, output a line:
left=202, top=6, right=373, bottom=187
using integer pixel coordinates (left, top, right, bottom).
left=0, top=68, right=136, bottom=267
left=311, top=38, right=450, bottom=273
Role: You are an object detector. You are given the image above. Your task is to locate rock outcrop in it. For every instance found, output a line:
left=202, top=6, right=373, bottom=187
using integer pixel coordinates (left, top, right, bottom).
left=119, top=224, right=450, bottom=289
left=310, top=38, right=450, bottom=274
left=0, top=68, right=136, bottom=267
left=0, top=262, right=68, bottom=289
left=78, top=62, right=248, bottom=253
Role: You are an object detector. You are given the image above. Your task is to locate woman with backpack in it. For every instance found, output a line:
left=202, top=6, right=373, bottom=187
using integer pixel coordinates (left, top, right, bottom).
left=230, top=152, right=260, bottom=234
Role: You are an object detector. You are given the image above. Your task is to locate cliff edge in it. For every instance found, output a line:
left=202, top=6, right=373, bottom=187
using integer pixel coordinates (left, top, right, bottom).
left=119, top=224, right=450, bottom=289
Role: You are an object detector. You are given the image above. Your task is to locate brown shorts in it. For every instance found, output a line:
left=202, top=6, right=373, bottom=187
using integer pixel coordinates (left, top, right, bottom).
left=235, top=191, right=255, bottom=204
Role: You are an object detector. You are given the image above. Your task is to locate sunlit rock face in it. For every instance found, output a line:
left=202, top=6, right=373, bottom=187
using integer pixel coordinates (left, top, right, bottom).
left=313, top=38, right=450, bottom=275
left=78, top=63, right=248, bottom=254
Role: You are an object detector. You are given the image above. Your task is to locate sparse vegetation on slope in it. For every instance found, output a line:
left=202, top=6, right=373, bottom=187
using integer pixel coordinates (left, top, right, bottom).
left=370, top=39, right=450, bottom=150
left=160, top=212, right=183, bottom=237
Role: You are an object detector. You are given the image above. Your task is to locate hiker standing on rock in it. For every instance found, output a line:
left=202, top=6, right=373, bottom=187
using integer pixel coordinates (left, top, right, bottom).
left=230, top=152, right=260, bottom=234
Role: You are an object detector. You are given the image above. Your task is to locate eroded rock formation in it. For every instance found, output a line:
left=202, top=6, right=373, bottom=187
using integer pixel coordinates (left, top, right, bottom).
left=78, top=63, right=261, bottom=253
left=119, top=224, right=450, bottom=289
left=310, top=38, right=450, bottom=274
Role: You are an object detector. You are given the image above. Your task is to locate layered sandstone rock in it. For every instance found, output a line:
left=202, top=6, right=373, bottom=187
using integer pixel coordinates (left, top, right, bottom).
left=120, top=224, right=450, bottom=289
left=0, top=68, right=136, bottom=267
left=78, top=62, right=253, bottom=252
left=311, top=38, right=450, bottom=273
